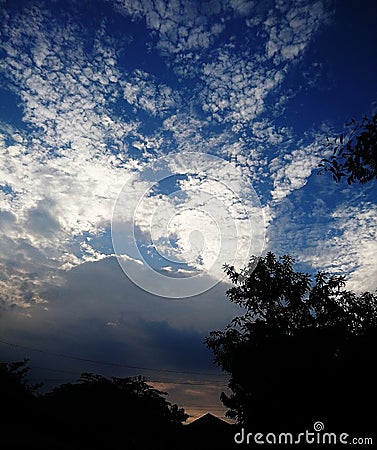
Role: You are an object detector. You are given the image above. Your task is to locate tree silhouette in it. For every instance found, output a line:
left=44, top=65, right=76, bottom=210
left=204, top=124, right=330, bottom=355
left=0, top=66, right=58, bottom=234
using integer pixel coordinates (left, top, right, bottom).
left=0, top=358, right=42, bottom=447
left=0, top=363, right=189, bottom=449
left=206, top=253, right=377, bottom=433
left=318, top=113, right=377, bottom=184
left=40, top=373, right=188, bottom=449
left=0, top=358, right=41, bottom=399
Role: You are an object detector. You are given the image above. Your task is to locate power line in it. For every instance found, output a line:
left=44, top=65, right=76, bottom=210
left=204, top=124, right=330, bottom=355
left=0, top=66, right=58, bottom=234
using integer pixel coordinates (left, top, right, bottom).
left=27, top=377, right=227, bottom=387
left=25, top=366, right=228, bottom=386
left=0, top=338, right=226, bottom=379
left=1, top=340, right=231, bottom=420
left=29, top=365, right=80, bottom=375
left=2, top=351, right=230, bottom=418
left=9, top=363, right=228, bottom=386
left=148, top=379, right=227, bottom=386
left=29, top=365, right=227, bottom=384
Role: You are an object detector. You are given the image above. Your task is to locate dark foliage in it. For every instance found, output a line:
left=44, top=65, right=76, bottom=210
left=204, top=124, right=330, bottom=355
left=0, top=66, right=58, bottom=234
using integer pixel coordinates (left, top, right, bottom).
left=0, top=358, right=41, bottom=399
left=0, top=358, right=42, bottom=448
left=40, top=372, right=188, bottom=448
left=206, top=253, right=377, bottom=433
left=318, top=113, right=377, bottom=184
left=0, top=365, right=188, bottom=449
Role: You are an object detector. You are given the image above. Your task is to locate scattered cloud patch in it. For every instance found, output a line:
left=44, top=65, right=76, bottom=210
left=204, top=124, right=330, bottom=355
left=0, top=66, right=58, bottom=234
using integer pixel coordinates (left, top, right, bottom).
left=111, top=0, right=226, bottom=54
left=308, top=202, right=377, bottom=293
left=269, top=141, right=323, bottom=202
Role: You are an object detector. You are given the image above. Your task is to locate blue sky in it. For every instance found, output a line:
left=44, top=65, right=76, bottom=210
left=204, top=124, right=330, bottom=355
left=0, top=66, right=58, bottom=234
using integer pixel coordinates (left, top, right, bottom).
left=0, top=0, right=376, bottom=420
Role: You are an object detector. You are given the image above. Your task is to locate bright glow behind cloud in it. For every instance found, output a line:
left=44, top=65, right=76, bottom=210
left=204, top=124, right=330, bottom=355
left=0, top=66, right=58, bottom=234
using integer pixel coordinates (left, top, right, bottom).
left=112, top=152, right=265, bottom=298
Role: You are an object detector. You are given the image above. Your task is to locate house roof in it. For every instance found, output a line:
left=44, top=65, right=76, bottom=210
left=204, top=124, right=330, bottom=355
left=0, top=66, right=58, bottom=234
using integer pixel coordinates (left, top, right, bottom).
left=181, top=413, right=236, bottom=450
left=187, top=412, right=232, bottom=430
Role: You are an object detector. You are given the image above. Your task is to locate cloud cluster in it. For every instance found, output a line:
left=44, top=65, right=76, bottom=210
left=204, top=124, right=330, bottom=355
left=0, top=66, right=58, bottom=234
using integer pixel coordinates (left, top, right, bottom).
left=112, top=0, right=227, bottom=54
left=123, top=69, right=180, bottom=116
left=267, top=180, right=377, bottom=294
left=201, top=49, right=284, bottom=125
left=111, top=152, right=266, bottom=297
left=0, top=4, right=143, bottom=306
left=0, top=0, right=375, bottom=313
left=197, top=0, right=330, bottom=130
left=269, top=141, right=323, bottom=202
left=261, top=0, right=329, bottom=66
left=309, top=202, right=377, bottom=293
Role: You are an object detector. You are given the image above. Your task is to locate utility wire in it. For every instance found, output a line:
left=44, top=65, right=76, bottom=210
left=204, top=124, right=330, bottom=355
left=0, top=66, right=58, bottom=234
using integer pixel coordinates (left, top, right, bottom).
left=0, top=338, right=226, bottom=378
left=27, top=377, right=227, bottom=387
left=1, top=341, right=230, bottom=418
left=9, top=364, right=228, bottom=386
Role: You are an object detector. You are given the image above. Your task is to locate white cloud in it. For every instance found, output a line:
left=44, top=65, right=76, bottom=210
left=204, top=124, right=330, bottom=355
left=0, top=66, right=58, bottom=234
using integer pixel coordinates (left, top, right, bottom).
left=261, top=0, right=329, bottom=66
left=201, top=50, right=284, bottom=125
left=269, top=141, right=323, bottom=202
left=122, top=69, right=180, bottom=116
left=266, top=178, right=377, bottom=295
left=111, top=151, right=266, bottom=298
left=111, top=0, right=226, bottom=54
left=197, top=0, right=331, bottom=131
left=0, top=5, right=153, bottom=307
left=307, top=203, right=377, bottom=293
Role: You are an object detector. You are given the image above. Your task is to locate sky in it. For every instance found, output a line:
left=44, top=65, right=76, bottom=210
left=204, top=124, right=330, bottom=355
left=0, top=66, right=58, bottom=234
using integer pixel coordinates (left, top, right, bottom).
left=0, top=0, right=376, bottom=421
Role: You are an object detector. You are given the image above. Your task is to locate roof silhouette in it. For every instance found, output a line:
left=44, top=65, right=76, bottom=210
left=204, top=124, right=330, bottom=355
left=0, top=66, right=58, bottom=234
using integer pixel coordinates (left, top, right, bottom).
left=181, top=413, right=236, bottom=450
left=187, top=412, right=232, bottom=429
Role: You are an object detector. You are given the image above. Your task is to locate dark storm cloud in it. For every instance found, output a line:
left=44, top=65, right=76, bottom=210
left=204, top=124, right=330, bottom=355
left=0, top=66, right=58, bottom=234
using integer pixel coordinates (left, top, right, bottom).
left=0, top=257, right=239, bottom=375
